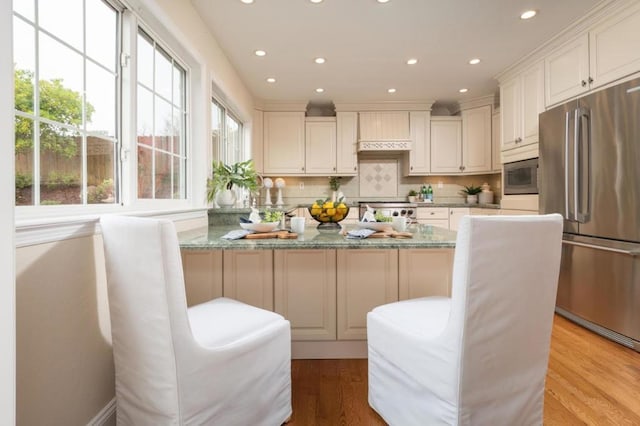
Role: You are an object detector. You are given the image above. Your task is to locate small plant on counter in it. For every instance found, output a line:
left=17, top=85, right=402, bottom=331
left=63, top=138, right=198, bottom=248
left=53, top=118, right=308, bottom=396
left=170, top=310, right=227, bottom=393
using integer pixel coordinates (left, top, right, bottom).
left=408, top=189, right=418, bottom=196
left=460, top=184, right=482, bottom=196
left=207, top=159, right=259, bottom=204
left=329, top=176, right=341, bottom=191
left=261, top=210, right=283, bottom=223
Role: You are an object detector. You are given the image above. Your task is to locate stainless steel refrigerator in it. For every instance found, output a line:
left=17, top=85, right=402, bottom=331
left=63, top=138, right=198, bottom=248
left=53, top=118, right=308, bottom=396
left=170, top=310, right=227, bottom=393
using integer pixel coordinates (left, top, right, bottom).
left=539, top=77, right=640, bottom=352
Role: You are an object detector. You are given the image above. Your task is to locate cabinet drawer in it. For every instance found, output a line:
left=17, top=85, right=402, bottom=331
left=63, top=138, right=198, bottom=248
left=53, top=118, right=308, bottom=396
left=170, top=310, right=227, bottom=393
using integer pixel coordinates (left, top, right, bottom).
left=417, top=207, right=449, bottom=220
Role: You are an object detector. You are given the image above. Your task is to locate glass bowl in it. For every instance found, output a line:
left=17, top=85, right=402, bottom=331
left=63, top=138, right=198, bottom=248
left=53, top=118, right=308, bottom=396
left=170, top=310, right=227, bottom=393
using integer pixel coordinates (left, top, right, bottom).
left=308, top=203, right=350, bottom=229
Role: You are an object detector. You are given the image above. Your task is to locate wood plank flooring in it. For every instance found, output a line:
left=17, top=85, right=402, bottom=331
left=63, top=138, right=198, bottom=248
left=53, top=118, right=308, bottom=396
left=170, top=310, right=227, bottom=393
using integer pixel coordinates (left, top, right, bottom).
left=288, top=315, right=640, bottom=425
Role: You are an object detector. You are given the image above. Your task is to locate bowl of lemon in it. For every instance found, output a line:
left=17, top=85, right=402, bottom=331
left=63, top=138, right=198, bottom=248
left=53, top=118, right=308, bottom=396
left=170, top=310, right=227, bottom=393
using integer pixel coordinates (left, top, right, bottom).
left=308, top=199, right=349, bottom=229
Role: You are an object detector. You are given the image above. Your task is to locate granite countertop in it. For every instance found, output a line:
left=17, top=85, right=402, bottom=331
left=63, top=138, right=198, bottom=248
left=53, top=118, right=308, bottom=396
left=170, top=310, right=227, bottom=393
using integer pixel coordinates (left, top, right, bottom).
left=179, top=224, right=457, bottom=250
left=413, top=202, right=501, bottom=209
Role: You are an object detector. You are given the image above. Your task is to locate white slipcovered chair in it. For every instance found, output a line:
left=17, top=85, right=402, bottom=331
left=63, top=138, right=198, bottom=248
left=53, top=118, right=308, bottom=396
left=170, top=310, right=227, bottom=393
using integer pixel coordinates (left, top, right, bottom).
left=100, top=215, right=292, bottom=425
left=367, top=214, right=563, bottom=425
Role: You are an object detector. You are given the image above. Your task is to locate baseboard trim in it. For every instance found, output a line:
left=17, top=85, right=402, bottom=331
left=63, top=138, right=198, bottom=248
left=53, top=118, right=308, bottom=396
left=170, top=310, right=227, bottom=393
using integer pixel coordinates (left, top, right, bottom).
left=88, top=397, right=116, bottom=426
left=292, top=340, right=368, bottom=359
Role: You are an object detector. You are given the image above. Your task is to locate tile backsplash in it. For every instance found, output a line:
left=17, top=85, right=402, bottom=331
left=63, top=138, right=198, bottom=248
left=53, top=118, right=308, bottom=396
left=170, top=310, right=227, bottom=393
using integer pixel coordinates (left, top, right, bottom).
left=260, top=157, right=501, bottom=206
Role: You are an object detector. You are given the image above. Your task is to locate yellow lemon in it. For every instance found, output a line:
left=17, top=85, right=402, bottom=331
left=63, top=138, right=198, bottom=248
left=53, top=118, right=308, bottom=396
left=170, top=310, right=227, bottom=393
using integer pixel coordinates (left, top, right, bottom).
left=310, top=207, right=321, bottom=215
left=312, top=202, right=320, bottom=209
left=322, top=201, right=334, bottom=209
left=326, top=208, right=336, bottom=216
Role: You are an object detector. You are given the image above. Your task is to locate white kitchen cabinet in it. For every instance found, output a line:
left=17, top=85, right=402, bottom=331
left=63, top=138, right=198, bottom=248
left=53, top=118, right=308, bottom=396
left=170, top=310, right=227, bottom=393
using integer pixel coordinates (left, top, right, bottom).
left=430, top=117, right=463, bottom=174
left=461, top=105, right=492, bottom=173
left=358, top=111, right=410, bottom=141
left=449, top=207, right=470, bottom=231
left=492, top=109, right=501, bottom=171
left=399, top=249, right=454, bottom=300
left=305, top=117, right=337, bottom=175
left=500, top=61, right=544, bottom=163
left=274, top=249, right=337, bottom=341
left=545, top=34, right=590, bottom=107
left=589, top=4, right=640, bottom=90
left=263, top=111, right=305, bottom=174
left=337, top=249, right=398, bottom=340
left=251, top=109, right=264, bottom=174
left=223, top=250, right=274, bottom=310
left=181, top=250, right=223, bottom=307
left=405, top=111, right=431, bottom=175
left=336, top=112, right=358, bottom=175
left=416, top=206, right=449, bottom=228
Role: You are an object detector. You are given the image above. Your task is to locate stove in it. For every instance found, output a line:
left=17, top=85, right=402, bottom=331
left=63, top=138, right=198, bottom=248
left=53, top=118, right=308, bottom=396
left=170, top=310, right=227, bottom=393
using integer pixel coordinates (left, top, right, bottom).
left=358, top=202, right=418, bottom=222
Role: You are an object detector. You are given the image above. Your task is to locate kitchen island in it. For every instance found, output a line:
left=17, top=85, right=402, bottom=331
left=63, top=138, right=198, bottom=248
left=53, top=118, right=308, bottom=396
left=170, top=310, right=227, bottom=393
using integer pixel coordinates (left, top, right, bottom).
left=179, top=224, right=456, bottom=358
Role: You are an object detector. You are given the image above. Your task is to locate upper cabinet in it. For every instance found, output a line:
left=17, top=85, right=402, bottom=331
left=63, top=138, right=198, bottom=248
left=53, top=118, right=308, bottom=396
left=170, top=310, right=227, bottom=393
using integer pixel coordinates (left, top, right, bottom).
left=492, top=109, right=501, bottom=172
left=358, top=112, right=410, bottom=141
left=336, top=112, right=358, bottom=175
left=263, top=111, right=305, bottom=174
left=545, top=3, right=640, bottom=107
left=305, top=117, right=337, bottom=175
left=405, top=111, right=431, bottom=175
left=461, top=105, right=492, bottom=174
left=430, top=117, right=462, bottom=174
left=500, top=60, right=544, bottom=163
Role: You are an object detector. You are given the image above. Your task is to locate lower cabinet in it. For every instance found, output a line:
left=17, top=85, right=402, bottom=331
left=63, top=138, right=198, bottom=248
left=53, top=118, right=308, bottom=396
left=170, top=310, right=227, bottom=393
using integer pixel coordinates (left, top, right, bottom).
left=399, top=249, right=454, bottom=299
left=274, top=249, right=337, bottom=340
left=336, top=249, right=399, bottom=340
left=449, top=207, right=470, bottom=231
left=181, top=250, right=223, bottom=307
left=223, top=250, right=274, bottom=311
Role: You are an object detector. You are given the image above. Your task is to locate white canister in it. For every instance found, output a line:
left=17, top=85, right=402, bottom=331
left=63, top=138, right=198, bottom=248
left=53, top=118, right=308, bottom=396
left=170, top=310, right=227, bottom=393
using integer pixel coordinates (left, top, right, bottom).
left=479, top=191, right=494, bottom=204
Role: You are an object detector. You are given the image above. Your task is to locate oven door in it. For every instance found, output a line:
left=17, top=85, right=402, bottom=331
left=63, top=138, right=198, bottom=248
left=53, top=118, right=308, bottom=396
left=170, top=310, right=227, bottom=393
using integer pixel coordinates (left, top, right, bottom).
left=504, top=158, right=539, bottom=195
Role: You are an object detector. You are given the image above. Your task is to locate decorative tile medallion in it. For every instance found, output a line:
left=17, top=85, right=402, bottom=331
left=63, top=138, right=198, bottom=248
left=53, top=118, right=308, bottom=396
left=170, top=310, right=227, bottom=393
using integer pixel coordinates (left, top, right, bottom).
left=359, top=159, right=398, bottom=197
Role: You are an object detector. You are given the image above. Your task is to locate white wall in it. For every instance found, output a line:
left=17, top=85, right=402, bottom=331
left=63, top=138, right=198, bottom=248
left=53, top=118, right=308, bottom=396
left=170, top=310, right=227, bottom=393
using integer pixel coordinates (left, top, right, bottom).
left=1, top=0, right=16, bottom=423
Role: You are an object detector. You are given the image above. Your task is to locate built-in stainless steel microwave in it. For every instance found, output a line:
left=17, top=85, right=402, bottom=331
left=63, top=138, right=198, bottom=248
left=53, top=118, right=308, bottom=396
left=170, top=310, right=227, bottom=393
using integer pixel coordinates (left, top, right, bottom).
left=504, top=158, right=539, bottom=195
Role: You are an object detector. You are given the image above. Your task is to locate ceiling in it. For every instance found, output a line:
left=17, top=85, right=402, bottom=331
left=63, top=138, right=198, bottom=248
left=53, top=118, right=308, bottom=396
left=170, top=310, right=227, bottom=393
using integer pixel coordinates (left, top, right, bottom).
left=192, top=0, right=602, bottom=107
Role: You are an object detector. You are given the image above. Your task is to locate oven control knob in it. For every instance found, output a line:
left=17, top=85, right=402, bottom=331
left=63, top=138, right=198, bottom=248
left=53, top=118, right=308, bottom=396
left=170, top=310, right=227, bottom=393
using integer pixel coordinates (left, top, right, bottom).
left=401, top=209, right=407, bottom=215
left=407, top=209, right=414, bottom=215
left=392, top=211, right=399, bottom=217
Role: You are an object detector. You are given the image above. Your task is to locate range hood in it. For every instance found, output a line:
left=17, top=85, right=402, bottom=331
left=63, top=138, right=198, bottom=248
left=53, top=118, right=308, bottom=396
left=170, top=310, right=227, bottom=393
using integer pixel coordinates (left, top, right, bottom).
left=358, top=140, right=412, bottom=151
left=357, top=111, right=411, bottom=152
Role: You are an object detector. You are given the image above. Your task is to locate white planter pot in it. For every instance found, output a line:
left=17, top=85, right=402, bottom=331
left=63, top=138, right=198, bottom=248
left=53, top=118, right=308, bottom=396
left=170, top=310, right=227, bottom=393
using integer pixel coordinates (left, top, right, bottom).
left=466, top=194, right=478, bottom=204
left=216, top=189, right=237, bottom=207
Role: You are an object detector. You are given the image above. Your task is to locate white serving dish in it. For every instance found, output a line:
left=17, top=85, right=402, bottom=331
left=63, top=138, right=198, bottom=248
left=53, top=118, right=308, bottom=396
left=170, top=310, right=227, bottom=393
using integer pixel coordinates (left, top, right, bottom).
left=356, top=221, right=393, bottom=231
left=239, top=222, right=279, bottom=233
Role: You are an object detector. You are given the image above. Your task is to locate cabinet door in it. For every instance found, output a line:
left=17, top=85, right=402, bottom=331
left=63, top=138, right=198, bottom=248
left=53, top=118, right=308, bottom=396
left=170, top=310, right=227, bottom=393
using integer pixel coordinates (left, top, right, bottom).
left=181, top=250, right=223, bottom=307
left=337, top=249, right=398, bottom=340
left=336, top=112, right=358, bottom=175
left=492, top=111, right=501, bottom=171
left=274, top=250, right=337, bottom=340
left=399, top=249, right=453, bottom=299
left=461, top=105, right=492, bottom=173
left=449, top=207, right=469, bottom=231
left=263, top=111, right=305, bottom=174
left=407, top=111, right=431, bottom=174
left=430, top=118, right=463, bottom=174
left=545, top=34, right=590, bottom=107
left=589, top=4, right=640, bottom=89
left=522, top=61, right=545, bottom=146
left=305, top=119, right=337, bottom=175
left=500, top=76, right=521, bottom=152
left=223, top=250, right=274, bottom=310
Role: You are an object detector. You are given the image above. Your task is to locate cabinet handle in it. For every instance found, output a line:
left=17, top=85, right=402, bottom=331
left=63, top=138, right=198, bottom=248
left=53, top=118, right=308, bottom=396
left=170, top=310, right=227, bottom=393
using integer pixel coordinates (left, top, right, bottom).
left=302, top=167, right=305, bottom=171
left=333, top=167, right=336, bottom=171
left=353, top=166, right=357, bottom=171
left=430, top=212, right=435, bottom=215
left=581, top=80, right=587, bottom=87
left=588, top=77, right=594, bottom=84
left=516, top=137, right=522, bottom=143
left=410, top=166, right=413, bottom=170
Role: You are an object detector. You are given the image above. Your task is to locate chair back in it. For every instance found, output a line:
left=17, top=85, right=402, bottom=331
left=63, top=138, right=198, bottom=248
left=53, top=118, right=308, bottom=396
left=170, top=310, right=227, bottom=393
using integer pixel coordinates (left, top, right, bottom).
left=100, top=215, right=191, bottom=422
left=449, top=214, right=563, bottom=423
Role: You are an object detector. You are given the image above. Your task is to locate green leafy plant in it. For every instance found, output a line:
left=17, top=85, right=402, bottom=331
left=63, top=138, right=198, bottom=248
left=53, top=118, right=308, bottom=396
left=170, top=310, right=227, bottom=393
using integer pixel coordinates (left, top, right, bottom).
left=460, top=184, right=482, bottom=196
left=329, top=176, right=341, bottom=191
left=262, top=210, right=283, bottom=223
left=15, top=172, right=33, bottom=189
left=408, top=189, right=418, bottom=196
left=206, top=159, right=259, bottom=203
left=87, top=178, right=114, bottom=204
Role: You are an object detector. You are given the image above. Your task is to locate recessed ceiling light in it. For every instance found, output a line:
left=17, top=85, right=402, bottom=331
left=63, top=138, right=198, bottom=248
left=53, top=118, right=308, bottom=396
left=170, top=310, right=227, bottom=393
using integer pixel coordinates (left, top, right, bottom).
left=254, top=50, right=266, bottom=57
left=459, top=88, right=468, bottom=93
left=266, top=77, right=276, bottom=83
left=388, top=88, right=396, bottom=93
left=310, top=0, right=323, bottom=3
left=377, top=0, right=390, bottom=3
left=469, top=58, right=481, bottom=65
left=316, top=88, right=324, bottom=93
left=520, top=10, right=537, bottom=20
left=314, top=57, right=326, bottom=64
left=407, top=58, right=418, bottom=65
left=240, top=0, right=254, bottom=3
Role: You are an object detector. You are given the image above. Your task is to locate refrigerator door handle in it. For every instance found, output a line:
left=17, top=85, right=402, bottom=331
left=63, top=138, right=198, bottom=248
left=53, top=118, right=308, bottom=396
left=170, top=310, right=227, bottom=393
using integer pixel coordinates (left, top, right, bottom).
left=573, top=108, right=580, bottom=222
left=564, top=110, right=572, bottom=221
left=562, top=240, right=639, bottom=257
left=577, top=108, right=591, bottom=223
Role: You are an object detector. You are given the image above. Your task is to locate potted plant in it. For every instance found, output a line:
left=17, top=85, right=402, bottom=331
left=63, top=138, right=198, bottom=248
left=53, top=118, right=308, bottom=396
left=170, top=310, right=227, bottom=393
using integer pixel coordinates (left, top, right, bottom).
left=461, top=184, right=482, bottom=204
left=207, top=159, right=259, bottom=207
left=407, top=189, right=418, bottom=203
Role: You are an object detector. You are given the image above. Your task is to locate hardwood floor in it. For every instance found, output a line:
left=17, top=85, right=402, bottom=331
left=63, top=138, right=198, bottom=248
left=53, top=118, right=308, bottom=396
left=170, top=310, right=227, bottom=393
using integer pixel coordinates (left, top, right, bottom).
left=289, top=315, right=640, bottom=425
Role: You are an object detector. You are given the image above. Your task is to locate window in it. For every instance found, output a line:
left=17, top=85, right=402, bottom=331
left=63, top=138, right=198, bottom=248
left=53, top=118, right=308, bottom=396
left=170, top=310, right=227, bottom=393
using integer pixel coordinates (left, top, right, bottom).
left=13, top=0, right=120, bottom=206
left=13, top=0, right=189, bottom=210
left=136, top=29, right=187, bottom=200
left=211, top=98, right=244, bottom=165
